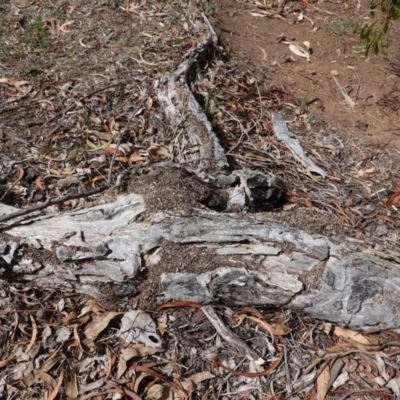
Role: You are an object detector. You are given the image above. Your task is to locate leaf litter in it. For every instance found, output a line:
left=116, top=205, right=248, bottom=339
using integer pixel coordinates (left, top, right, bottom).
left=1, top=0, right=400, bottom=399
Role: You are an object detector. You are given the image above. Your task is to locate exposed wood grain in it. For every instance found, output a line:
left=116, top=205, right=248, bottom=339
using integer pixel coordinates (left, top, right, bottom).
left=1, top=190, right=400, bottom=331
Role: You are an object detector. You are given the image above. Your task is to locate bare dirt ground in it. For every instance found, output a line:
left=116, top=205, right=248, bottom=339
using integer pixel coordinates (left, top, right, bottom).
left=1, top=0, right=400, bottom=399
left=215, top=0, right=400, bottom=149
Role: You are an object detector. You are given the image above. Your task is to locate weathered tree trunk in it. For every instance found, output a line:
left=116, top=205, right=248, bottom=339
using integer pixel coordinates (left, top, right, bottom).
left=1, top=191, right=400, bottom=331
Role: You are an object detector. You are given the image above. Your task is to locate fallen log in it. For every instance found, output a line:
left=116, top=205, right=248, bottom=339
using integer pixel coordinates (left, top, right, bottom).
left=1, top=182, right=400, bottom=331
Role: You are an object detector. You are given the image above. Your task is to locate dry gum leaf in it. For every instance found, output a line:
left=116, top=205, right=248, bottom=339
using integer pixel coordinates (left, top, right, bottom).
left=334, top=327, right=381, bottom=346
left=288, top=42, right=311, bottom=62
left=0, top=77, right=30, bottom=87
left=317, top=365, right=330, bottom=400
left=117, top=344, right=164, bottom=378
left=84, top=312, right=122, bottom=345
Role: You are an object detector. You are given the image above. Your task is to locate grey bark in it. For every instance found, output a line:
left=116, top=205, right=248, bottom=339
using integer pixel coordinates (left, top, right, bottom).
left=1, top=192, right=400, bottom=331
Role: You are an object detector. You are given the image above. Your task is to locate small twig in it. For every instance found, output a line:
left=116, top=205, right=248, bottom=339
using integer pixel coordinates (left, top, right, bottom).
left=1, top=131, right=31, bottom=146
left=30, top=82, right=125, bottom=128
left=223, top=80, right=264, bottom=157
left=0, top=185, right=109, bottom=225
left=202, top=305, right=265, bottom=365
left=201, top=11, right=218, bottom=39
left=354, top=71, right=361, bottom=106
left=277, top=0, right=287, bottom=13
left=0, top=166, right=24, bottom=202
left=331, top=73, right=355, bottom=109
left=178, top=156, right=221, bottom=166
left=338, top=388, right=392, bottom=400
left=107, top=97, right=147, bottom=184
left=222, top=108, right=249, bottom=156
left=219, top=358, right=247, bottom=385
left=284, top=346, right=292, bottom=395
